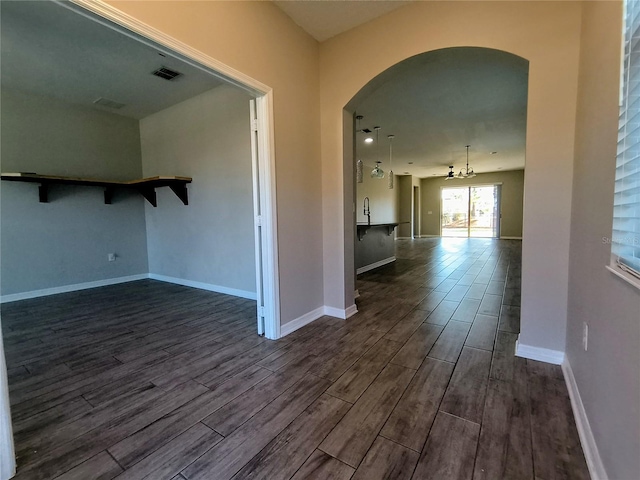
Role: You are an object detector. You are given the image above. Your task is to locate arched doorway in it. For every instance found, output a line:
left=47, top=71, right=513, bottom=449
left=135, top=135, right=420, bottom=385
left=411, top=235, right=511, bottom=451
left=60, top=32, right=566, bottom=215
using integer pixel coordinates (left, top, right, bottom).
left=344, top=47, right=528, bottom=287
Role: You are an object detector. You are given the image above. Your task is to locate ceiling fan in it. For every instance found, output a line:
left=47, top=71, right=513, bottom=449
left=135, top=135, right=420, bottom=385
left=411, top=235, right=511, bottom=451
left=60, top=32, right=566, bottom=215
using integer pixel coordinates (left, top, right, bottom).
left=444, top=166, right=456, bottom=180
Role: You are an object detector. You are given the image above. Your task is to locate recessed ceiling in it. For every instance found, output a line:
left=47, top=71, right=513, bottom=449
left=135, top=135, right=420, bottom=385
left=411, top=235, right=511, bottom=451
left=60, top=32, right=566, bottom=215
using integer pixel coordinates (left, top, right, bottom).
left=0, top=1, right=224, bottom=120
left=350, top=47, right=528, bottom=178
left=274, top=1, right=411, bottom=42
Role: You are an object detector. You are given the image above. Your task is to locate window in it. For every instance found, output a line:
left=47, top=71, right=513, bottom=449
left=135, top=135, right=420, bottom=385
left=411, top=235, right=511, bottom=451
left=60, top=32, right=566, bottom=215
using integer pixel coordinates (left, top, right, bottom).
left=612, top=0, right=640, bottom=284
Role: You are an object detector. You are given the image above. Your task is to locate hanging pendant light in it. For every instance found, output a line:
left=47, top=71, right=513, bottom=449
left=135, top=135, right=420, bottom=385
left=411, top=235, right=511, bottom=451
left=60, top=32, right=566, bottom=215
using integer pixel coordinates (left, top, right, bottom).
left=387, top=135, right=395, bottom=189
left=356, top=115, right=364, bottom=183
left=371, top=126, right=384, bottom=178
left=457, top=145, right=476, bottom=178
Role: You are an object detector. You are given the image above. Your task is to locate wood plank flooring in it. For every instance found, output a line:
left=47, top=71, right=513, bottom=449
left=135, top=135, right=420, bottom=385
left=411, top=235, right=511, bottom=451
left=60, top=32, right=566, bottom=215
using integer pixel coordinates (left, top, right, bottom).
left=1, top=238, right=590, bottom=479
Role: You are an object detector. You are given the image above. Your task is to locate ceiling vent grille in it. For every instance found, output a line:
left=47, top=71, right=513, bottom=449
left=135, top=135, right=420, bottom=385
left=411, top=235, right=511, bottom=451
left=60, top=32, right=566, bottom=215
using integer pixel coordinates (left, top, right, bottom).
left=93, top=98, right=125, bottom=109
left=152, top=66, right=182, bottom=81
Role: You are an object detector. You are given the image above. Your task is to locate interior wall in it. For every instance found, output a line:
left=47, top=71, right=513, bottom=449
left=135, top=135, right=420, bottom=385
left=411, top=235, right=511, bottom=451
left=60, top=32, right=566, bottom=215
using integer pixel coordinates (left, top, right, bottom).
left=397, top=175, right=412, bottom=238
left=140, top=84, right=255, bottom=296
left=103, top=0, right=323, bottom=326
left=0, top=88, right=149, bottom=296
left=355, top=164, right=400, bottom=224
left=320, top=1, right=581, bottom=355
left=419, top=170, right=524, bottom=238
left=568, top=2, right=639, bottom=478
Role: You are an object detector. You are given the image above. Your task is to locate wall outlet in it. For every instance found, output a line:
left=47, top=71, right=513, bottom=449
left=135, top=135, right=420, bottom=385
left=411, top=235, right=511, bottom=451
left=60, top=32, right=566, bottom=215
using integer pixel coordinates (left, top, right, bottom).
left=428, top=211, right=433, bottom=215
left=582, top=322, right=589, bottom=351
left=107, top=253, right=116, bottom=262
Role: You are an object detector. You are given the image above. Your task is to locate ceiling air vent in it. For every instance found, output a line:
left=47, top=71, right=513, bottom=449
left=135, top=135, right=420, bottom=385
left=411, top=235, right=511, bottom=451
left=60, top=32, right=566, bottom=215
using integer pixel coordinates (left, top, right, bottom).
left=152, top=66, right=182, bottom=81
left=93, top=98, right=125, bottom=109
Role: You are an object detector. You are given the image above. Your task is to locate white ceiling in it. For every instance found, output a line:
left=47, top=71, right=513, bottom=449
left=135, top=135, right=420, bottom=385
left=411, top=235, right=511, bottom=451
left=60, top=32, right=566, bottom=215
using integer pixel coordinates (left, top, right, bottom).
left=0, top=1, right=224, bottom=120
left=274, top=1, right=411, bottom=42
left=350, top=47, right=528, bottom=178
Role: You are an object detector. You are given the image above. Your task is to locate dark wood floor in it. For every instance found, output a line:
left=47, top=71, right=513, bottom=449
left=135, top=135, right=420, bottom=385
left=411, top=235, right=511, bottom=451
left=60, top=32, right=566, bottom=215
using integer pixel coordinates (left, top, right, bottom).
left=1, top=238, right=590, bottom=480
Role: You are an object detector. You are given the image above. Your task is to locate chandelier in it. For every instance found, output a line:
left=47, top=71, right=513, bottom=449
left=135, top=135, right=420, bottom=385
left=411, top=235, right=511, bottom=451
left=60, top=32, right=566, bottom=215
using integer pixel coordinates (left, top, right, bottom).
left=456, top=145, right=476, bottom=178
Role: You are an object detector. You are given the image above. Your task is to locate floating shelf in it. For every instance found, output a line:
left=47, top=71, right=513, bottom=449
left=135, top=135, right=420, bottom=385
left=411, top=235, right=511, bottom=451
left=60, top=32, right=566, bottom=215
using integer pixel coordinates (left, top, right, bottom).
left=0, top=173, right=192, bottom=207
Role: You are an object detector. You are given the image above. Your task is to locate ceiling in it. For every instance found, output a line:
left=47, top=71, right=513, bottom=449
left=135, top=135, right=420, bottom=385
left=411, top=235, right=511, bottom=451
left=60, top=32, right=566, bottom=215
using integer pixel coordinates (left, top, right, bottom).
left=350, top=47, right=528, bottom=178
left=2, top=1, right=527, bottom=178
left=272, top=1, right=528, bottom=179
left=0, top=1, right=224, bottom=120
left=274, top=1, right=411, bottom=42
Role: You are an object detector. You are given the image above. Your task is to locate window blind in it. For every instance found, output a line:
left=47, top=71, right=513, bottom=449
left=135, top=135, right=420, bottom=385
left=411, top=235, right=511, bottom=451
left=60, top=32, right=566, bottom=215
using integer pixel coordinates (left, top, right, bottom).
left=614, top=0, right=640, bottom=278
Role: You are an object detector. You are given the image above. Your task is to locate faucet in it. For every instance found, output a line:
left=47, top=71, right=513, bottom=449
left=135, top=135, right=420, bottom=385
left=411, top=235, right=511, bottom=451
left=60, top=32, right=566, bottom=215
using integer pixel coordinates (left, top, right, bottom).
left=363, top=197, right=370, bottom=225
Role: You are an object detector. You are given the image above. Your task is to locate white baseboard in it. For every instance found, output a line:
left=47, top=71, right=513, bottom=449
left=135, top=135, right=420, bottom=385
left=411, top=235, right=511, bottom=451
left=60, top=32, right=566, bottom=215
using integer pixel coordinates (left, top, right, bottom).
left=420, top=234, right=440, bottom=238
left=279, top=303, right=358, bottom=337
left=356, top=256, right=396, bottom=275
left=354, top=289, right=360, bottom=299
left=562, top=359, right=608, bottom=480
left=515, top=336, right=565, bottom=365
left=500, top=236, right=523, bottom=240
left=148, top=274, right=257, bottom=300
left=395, top=236, right=412, bottom=240
left=280, top=306, right=325, bottom=337
left=0, top=274, right=148, bottom=303
left=323, top=305, right=352, bottom=320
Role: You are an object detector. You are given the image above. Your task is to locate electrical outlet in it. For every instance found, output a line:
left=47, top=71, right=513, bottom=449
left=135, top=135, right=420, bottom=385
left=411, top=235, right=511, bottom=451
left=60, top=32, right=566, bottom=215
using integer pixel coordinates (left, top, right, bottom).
left=108, top=253, right=116, bottom=262
left=582, top=322, right=589, bottom=351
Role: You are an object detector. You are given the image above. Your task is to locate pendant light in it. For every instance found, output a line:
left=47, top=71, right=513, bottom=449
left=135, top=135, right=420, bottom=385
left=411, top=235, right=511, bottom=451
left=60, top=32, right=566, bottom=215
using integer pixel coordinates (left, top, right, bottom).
left=387, top=135, right=395, bottom=189
left=456, top=145, right=476, bottom=179
left=356, top=115, right=364, bottom=183
left=371, top=126, right=384, bottom=178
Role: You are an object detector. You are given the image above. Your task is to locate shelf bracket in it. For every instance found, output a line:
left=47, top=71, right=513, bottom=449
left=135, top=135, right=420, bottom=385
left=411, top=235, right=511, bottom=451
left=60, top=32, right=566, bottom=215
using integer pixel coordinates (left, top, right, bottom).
left=139, top=188, right=157, bottom=207
left=357, top=225, right=371, bottom=241
left=169, top=183, right=189, bottom=205
left=104, top=187, right=114, bottom=205
left=38, top=184, right=48, bottom=203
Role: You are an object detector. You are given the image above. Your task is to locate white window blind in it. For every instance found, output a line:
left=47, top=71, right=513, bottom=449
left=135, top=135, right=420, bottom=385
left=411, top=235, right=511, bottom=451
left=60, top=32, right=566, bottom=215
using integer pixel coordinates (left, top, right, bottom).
left=614, top=0, right=640, bottom=278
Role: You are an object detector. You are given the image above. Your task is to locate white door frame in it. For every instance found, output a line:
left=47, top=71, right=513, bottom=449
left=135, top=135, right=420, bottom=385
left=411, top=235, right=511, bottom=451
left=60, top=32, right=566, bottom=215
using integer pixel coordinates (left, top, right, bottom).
left=63, top=0, right=281, bottom=335
left=0, top=2, right=282, bottom=476
left=0, top=331, right=15, bottom=480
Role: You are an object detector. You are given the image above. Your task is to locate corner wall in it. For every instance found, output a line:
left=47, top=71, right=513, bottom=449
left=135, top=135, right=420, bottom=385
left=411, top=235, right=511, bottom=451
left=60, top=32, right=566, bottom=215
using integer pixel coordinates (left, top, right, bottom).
left=103, top=0, right=324, bottom=326
left=139, top=84, right=256, bottom=297
left=567, top=2, right=639, bottom=478
left=0, top=89, right=148, bottom=297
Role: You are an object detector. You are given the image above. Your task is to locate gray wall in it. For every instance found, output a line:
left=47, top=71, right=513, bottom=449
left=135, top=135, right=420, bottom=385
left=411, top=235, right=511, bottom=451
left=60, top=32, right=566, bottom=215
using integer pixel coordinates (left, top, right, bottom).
left=419, top=170, right=524, bottom=238
left=139, top=84, right=256, bottom=295
left=567, top=2, right=640, bottom=478
left=0, top=88, right=148, bottom=295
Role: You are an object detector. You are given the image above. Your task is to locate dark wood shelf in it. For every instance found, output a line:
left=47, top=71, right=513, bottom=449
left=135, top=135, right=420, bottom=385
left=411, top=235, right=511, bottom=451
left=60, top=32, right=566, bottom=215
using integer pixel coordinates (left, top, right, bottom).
left=1, top=173, right=192, bottom=207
